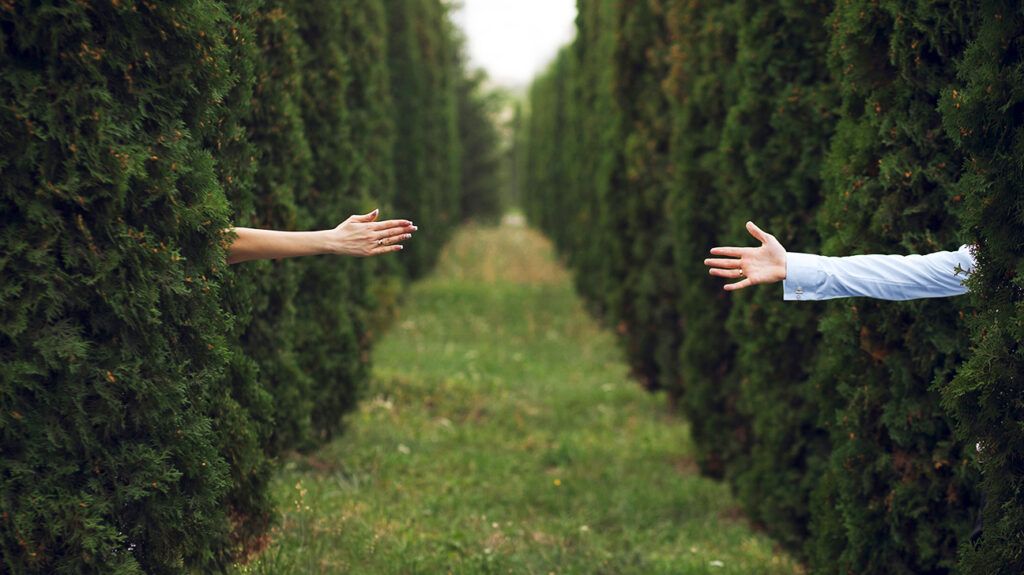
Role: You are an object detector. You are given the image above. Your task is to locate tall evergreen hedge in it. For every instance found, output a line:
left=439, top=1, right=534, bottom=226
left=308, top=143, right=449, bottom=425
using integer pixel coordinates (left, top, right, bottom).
left=206, top=0, right=277, bottom=562
left=609, top=0, right=678, bottom=394
left=1, top=1, right=498, bottom=571
left=243, top=0, right=317, bottom=453
left=292, top=0, right=369, bottom=444
left=522, top=0, right=1023, bottom=570
left=807, top=3, right=979, bottom=572
left=940, top=2, right=1024, bottom=572
left=0, top=3, right=236, bottom=572
left=667, top=0, right=747, bottom=478
left=717, top=0, right=835, bottom=550
left=385, top=0, right=462, bottom=279
left=457, top=67, right=505, bottom=224
left=571, top=0, right=621, bottom=310
left=523, top=48, right=578, bottom=257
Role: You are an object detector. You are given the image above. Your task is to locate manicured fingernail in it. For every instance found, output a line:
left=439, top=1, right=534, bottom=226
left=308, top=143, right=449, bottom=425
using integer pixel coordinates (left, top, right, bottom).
left=412, top=226, right=418, bottom=231
left=397, top=245, right=404, bottom=250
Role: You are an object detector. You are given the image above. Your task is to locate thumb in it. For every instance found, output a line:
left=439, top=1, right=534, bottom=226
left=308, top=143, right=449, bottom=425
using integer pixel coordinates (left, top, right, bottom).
left=350, top=209, right=379, bottom=223
left=746, top=221, right=768, bottom=244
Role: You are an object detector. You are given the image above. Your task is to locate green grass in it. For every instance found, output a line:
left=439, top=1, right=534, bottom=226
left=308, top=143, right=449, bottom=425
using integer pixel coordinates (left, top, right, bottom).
left=233, top=219, right=802, bottom=574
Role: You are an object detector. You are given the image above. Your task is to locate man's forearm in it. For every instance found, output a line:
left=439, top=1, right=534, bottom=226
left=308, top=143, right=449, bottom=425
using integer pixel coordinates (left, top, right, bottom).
left=783, top=247, right=975, bottom=301
left=227, top=227, right=332, bottom=264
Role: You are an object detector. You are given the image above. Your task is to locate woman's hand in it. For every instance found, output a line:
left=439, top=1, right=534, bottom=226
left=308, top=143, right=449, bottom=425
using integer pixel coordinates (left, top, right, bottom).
left=704, top=221, right=787, bottom=291
left=325, top=209, right=418, bottom=257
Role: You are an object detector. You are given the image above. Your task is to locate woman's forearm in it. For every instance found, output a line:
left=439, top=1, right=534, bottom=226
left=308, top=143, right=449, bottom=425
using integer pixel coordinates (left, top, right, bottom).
left=227, top=228, right=332, bottom=264
left=226, top=210, right=417, bottom=264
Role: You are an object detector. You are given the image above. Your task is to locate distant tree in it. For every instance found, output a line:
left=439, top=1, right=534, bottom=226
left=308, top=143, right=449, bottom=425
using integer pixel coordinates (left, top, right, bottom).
left=457, top=68, right=505, bottom=224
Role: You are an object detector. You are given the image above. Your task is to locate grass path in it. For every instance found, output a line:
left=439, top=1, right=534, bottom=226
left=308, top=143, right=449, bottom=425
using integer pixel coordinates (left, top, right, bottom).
left=234, top=220, right=801, bottom=574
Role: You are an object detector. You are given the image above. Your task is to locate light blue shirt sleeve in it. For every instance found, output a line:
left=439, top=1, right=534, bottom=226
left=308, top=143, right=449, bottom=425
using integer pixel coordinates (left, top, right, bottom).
left=783, top=245, right=976, bottom=301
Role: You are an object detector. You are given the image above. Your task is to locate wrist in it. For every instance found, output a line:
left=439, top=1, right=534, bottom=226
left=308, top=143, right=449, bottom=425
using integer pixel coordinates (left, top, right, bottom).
left=317, top=229, right=340, bottom=256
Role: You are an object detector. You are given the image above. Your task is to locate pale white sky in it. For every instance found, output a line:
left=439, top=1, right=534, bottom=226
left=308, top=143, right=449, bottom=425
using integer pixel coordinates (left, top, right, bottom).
left=451, top=0, right=578, bottom=89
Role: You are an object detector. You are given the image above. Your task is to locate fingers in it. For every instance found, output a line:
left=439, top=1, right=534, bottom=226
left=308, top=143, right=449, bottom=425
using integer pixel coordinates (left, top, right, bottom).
left=375, top=225, right=417, bottom=241
left=377, top=232, right=413, bottom=247
left=724, top=278, right=753, bottom=291
left=709, top=268, right=744, bottom=279
left=349, top=209, right=380, bottom=223
left=703, top=258, right=742, bottom=269
left=746, top=221, right=768, bottom=243
left=708, top=247, right=752, bottom=257
left=369, top=219, right=414, bottom=231
left=369, top=244, right=404, bottom=256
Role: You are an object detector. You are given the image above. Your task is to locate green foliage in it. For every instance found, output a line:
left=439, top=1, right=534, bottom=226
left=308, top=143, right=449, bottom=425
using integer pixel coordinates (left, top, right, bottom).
left=291, top=0, right=368, bottom=444
left=662, top=0, right=743, bottom=478
left=522, top=47, right=580, bottom=258
left=718, top=0, right=836, bottom=551
left=610, top=0, right=679, bottom=394
left=807, top=3, right=979, bottom=572
left=338, top=0, right=405, bottom=330
left=568, top=0, right=621, bottom=311
left=939, top=2, right=1024, bottom=572
left=0, top=0, right=497, bottom=571
left=457, top=68, right=505, bottom=224
left=0, top=2, right=236, bottom=572
left=206, top=0, right=277, bottom=563
left=523, top=0, right=1022, bottom=571
left=385, top=0, right=463, bottom=278
left=242, top=0, right=317, bottom=454
left=521, top=1, right=620, bottom=322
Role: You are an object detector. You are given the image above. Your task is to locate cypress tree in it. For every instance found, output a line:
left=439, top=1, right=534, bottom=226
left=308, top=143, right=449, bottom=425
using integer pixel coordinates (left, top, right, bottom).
left=808, top=2, right=979, bottom=572
left=939, top=2, right=1024, bottom=571
left=457, top=67, right=505, bottom=225
left=663, top=0, right=744, bottom=477
left=572, top=0, right=621, bottom=311
left=292, top=0, right=369, bottom=443
left=718, top=0, right=836, bottom=551
left=243, top=0, right=316, bottom=452
left=385, top=0, right=462, bottom=278
left=522, top=1, right=1024, bottom=571
left=205, top=0, right=277, bottom=562
left=521, top=55, right=565, bottom=240
left=529, top=47, right=579, bottom=250
left=606, top=0, right=679, bottom=393
left=0, top=2, right=236, bottom=572
left=385, top=0, right=427, bottom=278
left=338, top=0, right=404, bottom=327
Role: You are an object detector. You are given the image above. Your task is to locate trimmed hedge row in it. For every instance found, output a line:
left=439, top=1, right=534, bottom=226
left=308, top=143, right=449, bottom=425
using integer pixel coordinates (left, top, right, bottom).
left=941, top=3, right=1024, bottom=571
left=0, top=1, right=500, bottom=572
left=522, top=0, right=1022, bottom=572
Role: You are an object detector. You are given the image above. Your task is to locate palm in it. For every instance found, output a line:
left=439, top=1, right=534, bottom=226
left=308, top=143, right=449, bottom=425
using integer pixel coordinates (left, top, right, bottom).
left=704, top=222, right=788, bottom=291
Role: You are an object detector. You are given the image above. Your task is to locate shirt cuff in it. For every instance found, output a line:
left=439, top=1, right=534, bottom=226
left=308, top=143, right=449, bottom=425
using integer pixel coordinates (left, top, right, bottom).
left=783, top=252, right=826, bottom=301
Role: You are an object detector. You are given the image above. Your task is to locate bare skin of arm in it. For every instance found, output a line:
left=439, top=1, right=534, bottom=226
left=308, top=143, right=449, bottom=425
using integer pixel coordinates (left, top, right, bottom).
left=227, top=209, right=417, bottom=265
left=703, top=221, right=787, bottom=291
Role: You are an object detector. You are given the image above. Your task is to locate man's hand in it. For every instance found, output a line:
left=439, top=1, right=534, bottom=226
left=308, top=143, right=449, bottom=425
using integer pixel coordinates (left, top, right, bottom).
left=328, top=209, right=418, bottom=257
left=704, top=221, right=787, bottom=291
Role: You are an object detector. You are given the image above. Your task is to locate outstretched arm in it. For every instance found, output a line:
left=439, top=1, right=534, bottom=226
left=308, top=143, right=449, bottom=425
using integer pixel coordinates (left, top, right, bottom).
left=704, top=222, right=975, bottom=301
left=228, top=209, right=417, bottom=265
